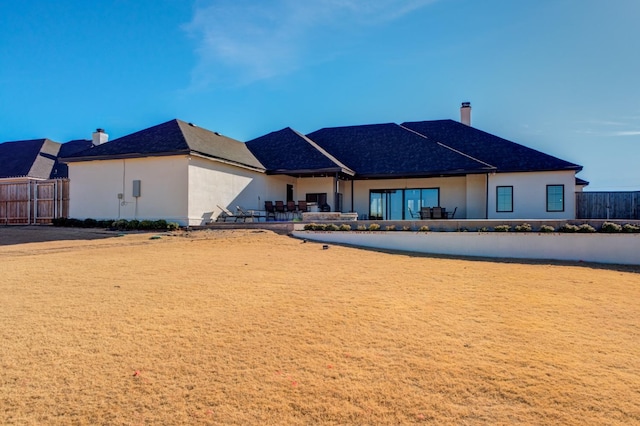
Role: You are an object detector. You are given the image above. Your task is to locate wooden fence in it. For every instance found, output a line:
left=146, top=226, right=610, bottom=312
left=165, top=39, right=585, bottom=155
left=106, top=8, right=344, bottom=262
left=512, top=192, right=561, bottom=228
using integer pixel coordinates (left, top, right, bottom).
left=576, top=191, right=639, bottom=220
left=0, top=179, right=69, bottom=224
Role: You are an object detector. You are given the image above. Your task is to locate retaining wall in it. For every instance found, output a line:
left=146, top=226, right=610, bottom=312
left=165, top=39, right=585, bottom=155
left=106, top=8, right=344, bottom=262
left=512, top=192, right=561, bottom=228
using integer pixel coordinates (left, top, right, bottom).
left=292, top=228, right=640, bottom=265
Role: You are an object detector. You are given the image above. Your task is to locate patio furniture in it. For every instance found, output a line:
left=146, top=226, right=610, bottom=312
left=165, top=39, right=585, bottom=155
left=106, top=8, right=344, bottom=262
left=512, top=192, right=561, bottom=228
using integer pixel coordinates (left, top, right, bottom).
left=216, top=205, right=242, bottom=222
left=408, top=208, right=420, bottom=219
left=286, top=201, right=297, bottom=219
left=432, top=207, right=444, bottom=219
left=447, top=207, right=457, bottom=219
left=297, top=200, right=308, bottom=212
left=236, top=206, right=262, bottom=222
left=264, top=201, right=276, bottom=221
left=419, top=207, right=432, bottom=219
left=274, top=201, right=286, bottom=220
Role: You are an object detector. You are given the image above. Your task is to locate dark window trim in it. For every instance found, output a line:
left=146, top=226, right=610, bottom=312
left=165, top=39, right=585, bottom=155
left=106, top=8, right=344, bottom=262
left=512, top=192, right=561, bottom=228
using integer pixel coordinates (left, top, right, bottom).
left=496, top=185, right=513, bottom=213
left=546, top=184, right=565, bottom=212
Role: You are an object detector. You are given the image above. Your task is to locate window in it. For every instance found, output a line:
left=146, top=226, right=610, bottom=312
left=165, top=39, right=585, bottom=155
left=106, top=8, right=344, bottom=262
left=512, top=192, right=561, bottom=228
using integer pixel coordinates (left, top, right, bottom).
left=369, top=187, right=439, bottom=220
left=496, top=186, right=513, bottom=212
left=547, top=185, right=564, bottom=212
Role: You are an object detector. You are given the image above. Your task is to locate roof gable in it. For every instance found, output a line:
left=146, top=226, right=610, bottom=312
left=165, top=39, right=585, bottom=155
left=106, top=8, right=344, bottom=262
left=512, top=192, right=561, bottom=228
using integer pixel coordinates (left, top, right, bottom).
left=306, top=123, right=492, bottom=177
left=401, top=120, right=582, bottom=173
left=246, top=127, right=353, bottom=175
left=0, top=138, right=61, bottom=179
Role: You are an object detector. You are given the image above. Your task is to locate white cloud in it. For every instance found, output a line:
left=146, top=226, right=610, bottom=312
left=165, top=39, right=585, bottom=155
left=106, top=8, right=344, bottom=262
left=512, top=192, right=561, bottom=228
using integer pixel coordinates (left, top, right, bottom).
left=613, top=130, right=640, bottom=136
left=183, top=0, right=439, bottom=89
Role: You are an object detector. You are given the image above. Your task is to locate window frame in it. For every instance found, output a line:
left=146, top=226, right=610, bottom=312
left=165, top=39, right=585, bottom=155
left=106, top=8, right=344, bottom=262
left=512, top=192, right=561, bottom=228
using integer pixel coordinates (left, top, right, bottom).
left=546, top=184, right=565, bottom=212
left=496, top=186, right=513, bottom=213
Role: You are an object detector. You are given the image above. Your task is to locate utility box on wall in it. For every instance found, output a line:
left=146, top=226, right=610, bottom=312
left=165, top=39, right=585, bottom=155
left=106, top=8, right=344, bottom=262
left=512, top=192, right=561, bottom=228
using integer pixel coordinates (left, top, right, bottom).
left=132, top=180, right=141, bottom=198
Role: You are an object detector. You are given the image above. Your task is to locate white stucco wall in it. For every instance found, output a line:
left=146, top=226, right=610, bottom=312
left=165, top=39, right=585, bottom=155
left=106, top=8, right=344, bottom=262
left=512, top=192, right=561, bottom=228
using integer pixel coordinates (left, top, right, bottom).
left=68, top=156, right=189, bottom=222
left=466, top=174, right=487, bottom=219
left=187, top=156, right=273, bottom=225
left=487, top=170, right=576, bottom=219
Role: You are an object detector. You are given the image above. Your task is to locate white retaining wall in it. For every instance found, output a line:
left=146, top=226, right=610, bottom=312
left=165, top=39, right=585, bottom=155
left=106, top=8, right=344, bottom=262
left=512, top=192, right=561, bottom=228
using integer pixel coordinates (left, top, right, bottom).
left=292, top=229, right=640, bottom=265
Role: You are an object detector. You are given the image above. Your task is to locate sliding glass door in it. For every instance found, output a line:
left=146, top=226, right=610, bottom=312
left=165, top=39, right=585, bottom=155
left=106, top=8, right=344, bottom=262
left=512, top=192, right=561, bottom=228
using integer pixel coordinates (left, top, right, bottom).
left=370, top=188, right=440, bottom=220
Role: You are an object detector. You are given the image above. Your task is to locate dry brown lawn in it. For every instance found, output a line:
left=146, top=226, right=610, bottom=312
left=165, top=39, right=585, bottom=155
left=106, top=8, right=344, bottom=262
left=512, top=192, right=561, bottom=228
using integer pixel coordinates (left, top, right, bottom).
left=0, top=227, right=639, bottom=425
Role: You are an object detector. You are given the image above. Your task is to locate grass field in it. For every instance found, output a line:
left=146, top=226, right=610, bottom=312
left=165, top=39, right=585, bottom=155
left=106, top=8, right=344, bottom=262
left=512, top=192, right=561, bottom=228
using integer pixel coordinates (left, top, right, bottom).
left=0, top=228, right=639, bottom=425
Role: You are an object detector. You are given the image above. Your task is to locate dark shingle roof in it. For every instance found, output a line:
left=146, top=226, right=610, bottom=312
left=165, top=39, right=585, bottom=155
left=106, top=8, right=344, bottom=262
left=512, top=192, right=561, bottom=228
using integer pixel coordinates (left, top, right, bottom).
left=0, top=138, right=61, bottom=179
left=64, top=119, right=264, bottom=171
left=306, top=123, right=493, bottom=178
left=50, top=139, right=93, bottom=179
left=245, top=127, right=354, bottom=176
left=401, top=120, right=582, bottom=173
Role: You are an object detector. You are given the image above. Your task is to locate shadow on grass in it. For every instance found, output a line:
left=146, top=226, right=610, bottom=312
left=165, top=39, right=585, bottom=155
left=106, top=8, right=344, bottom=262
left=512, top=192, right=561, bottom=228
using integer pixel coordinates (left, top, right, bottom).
left=0, top=226, right=120, bottom=246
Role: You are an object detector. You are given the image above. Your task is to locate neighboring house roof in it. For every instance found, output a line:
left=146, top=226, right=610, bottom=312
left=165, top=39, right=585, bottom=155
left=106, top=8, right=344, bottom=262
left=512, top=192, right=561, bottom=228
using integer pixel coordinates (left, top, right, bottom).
left=245, top=127, right=355, bottom=177
left=306, top=123, right=495, bottom=178
left=576, top=177, right=589, bottom=186
left=0, top=138, right=60, bottom=179
left=50, top=139, right=94, bottom=179
left=401, top=119, right=582, bottom=173
left=63, top=119, right=265, bottom=172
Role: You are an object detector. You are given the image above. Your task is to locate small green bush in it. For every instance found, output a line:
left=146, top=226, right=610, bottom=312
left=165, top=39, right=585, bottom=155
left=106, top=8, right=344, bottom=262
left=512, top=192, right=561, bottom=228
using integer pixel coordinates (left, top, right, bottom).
left=82, top=218, right=98, bottom=228
left=577, top=224, right=596, bottom=233
left=622, top=223, right=640, bottom=233
left=138, top=220, right=154, bottom=230
left=126, top=219, right=140, bottom=230
left=493, top=225, right=511, bottom=232
left=357, top=225, right=367, bottom=231
left=402, top=226, right=411, bottom=231
left=153, top=219, right=168, bottom=230
left=539, top=225, right=555, bottom=233
left=600, top=222, right=622, bottom=233
left=558, top=223, right=579, bottom=233
left=338, top=224, right=352, bottom=231
left=167, top=222, right=180, bottom=231
left=514, top=223, right=532, bottom=232
left=368, top=223, right=381, bottom=231
left=325, top=224, right=339, bottom=231
left=111, top=219, right=129, bottom=230
left=478, top=227, right=489, bottom=232
left=52, top=217, right=67, bottom=227
left=303, top=223, right=316, bottom=231
left=418, top=225, right=430, bottom=232
left=385, top=225, right=396, bottom=231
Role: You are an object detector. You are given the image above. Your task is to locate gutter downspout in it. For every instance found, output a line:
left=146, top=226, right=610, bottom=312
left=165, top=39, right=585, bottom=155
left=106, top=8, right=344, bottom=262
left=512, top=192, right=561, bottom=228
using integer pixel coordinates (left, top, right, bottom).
left=485, top=173, right=489, bottom=219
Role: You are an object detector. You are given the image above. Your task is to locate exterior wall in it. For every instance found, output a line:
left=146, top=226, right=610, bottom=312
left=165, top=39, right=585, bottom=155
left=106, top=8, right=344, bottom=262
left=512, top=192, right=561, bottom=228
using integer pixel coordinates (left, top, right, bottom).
left=465, top=174, right=487, bottom=219
left=187, top=156, right=273, bottom=225
left=68, top=156, right=189, bottom=223
left=487, top=170, right=576, bottom=219
left=296, top=177, right=335, bottom=207
left=351, top=176, right=467, bottom=219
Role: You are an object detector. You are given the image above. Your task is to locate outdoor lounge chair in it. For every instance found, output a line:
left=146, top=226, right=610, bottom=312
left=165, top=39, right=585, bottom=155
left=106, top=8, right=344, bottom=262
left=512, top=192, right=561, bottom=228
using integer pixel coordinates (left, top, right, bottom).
left=236, top=206, right=261, bottom=222
left=408, top=208, right=420, bottom=219
left=216, top=205, right=240, bottom=222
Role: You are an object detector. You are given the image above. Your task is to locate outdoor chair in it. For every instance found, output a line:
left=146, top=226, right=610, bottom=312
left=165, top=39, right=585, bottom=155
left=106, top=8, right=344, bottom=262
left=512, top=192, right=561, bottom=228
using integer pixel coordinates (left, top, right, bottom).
left=297, top=200, right=308, bottom=212
left=432, top=207, right=444, bottom=219
left=447, top=207, right=457, bottom=219
left=274, top=201, right=286, bottom=220
left=264, top=201, right=276, bottom=221
left=286, top=201, right=297, bottom=220
left=236, top=206, right=260, bottom=222
left=408, top=208, right=420, bottom=219
left=419, top=207, right=432, bottom=220
left=216, top=205, right=240, bottom=222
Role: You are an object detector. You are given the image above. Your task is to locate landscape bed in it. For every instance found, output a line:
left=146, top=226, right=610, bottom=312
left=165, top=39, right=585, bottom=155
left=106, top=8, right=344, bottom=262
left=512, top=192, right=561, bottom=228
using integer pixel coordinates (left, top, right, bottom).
left=0, top=227, right=639, bottom=424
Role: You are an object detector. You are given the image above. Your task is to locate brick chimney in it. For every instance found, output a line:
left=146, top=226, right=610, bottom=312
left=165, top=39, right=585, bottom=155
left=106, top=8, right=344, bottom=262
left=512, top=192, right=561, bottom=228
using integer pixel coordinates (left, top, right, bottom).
left=92, top=128, right=108, bottom=146
left=460, top=102, right=471, bottom=126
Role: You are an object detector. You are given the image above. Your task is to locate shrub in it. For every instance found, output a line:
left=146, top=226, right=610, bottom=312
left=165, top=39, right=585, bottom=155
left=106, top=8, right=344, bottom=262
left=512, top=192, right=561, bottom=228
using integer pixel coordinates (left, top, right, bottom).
left=357, top=225, right=367, bottom=231
left=418, top=225, right=430, bottom=232
left=539, top=225, right=555, bottom=233
left=600, top=222, right=622, bottom=233
left=82, top=218, right=98, bottom=228
left=126, top=219, right=140, bottom=230
left=577, top=224, right=596, bottom=233
left=402, top=226, right=411, bottom=231
left=112, top=219, right=129, bottom=230
left=493, top=225, right=511, bottom=232
left=325, top=224, right=339, bottom=231
left=385, top=225, right=396, bottom=231
left=558, top=223, right=579, bottom=233
left=478, top=227, right=489, bottom=232
left=167, top=222, right=180, bottom=231
left=303, top=223, right=316, bottom=231
left=138, top=220, right=154, bottom=230
left=368, top=223, right=381, bottom=231
left=514, top=223, right=532, bottom=232
left=338, top=224, right=352, bottom=231
left=153, top=219, right=168, bottom=230
left=52, top=217, right=67, bottom=227
left=622, top=223, right=640, bottom=233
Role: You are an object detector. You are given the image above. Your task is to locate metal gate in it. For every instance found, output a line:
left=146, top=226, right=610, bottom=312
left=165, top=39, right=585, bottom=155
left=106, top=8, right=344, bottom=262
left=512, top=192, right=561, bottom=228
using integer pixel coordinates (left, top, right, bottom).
left=0, top=179, right=69, bottom=224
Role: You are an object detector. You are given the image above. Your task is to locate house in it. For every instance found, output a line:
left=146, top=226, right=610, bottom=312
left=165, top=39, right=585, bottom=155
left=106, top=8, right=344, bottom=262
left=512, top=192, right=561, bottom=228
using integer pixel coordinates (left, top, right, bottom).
left=0, top=137, right=93, bottom=223
left=63, top=120, right=268, bottom=225
left=62, top=104, right=586, bottom=225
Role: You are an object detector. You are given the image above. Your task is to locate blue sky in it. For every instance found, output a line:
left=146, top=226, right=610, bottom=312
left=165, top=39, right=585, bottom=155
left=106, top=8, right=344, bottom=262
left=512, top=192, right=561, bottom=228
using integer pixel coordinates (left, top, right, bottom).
left=1, top=0, right=638, bottom=191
